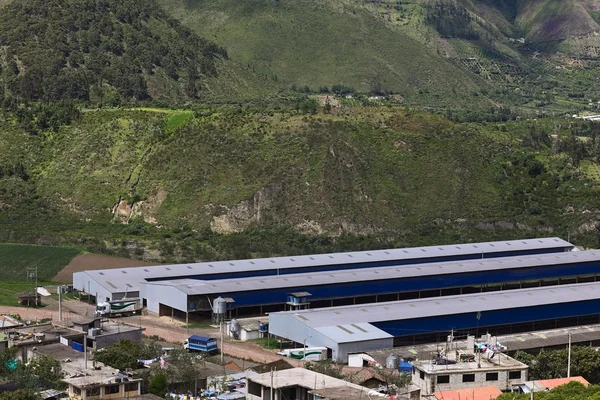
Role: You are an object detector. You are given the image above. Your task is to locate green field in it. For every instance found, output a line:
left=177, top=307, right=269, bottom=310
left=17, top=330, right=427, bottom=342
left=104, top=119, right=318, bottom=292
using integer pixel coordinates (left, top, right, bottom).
left=0, top=244, right=80, bottom=281
left=0, top=281, right=55, bottom=307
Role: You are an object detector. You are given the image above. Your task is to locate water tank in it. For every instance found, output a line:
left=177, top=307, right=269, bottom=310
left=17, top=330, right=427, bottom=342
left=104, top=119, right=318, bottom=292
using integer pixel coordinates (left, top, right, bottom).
left=213, top=297, right=227, bottom=315
left=386, top=354, right=398, bottom=369
left=230, top=319, right=240, bottom=333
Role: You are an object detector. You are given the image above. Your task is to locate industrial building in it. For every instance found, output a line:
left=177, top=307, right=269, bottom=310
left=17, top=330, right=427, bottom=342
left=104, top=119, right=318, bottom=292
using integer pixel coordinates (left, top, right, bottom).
left=141, top=249, right=600, bottom=316
left=268, top=282, right=600, bottom=361
left=73, top=237, right=572, bottom=303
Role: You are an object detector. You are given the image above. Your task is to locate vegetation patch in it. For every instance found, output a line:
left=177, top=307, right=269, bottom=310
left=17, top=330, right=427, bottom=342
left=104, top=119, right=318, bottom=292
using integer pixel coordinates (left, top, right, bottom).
left=0, top=244, right=80, bottom=281
left=0, top=281, right=54, bottom=307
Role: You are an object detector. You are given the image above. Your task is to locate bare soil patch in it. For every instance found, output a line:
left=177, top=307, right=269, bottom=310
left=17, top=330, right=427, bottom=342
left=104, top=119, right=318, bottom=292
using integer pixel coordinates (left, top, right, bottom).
left=53, top=253, right=157, bottom=282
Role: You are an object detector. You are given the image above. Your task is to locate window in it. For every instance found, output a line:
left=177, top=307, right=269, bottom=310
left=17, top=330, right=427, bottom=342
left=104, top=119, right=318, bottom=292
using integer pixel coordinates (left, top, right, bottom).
left=420, top=370, right=425, bottom=380
left=486, top=373, right=499, bottom=381
left=125, top=382, right=139, bottom=393
left=104, top=385, right=121, bottom=395
left=87, top=387, right=100, bottom=397
left=437, top=375, right=450, bottom=384
left=509, top=371, right=522, bottom=380
left=462, top=374, right=475, bottom=382
left=72, top=387, right=81, bottom=396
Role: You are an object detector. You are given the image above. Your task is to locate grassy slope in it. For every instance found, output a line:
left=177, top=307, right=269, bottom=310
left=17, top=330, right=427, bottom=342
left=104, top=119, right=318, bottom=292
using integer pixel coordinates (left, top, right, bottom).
left=516, top=0, right=599, bottom=43
left=158, top=0, right=488, bottom=106
left=0, top=107, right=596, bottom=248
left=0, top=243, right=79, bottom=281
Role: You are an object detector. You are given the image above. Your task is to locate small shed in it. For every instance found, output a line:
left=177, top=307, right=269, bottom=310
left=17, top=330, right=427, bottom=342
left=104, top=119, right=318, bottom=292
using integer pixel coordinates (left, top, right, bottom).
left=227, top=317, right=269, bottom=341
left=286, top=292, right=311, bottom=311
left=17, top=291, right=41, bottom=306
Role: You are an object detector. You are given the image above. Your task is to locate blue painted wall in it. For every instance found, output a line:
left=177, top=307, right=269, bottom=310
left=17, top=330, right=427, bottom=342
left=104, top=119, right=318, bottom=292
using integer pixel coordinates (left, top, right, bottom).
left=371, top=299, right=600, bottom=337
left=189, top=260, right=600, bottom=307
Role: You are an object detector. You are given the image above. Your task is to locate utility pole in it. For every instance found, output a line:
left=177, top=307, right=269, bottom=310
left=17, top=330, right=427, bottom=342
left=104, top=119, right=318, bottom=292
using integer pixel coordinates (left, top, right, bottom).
left=567, top=332, right=572, bottom=378
left=270, top=368, right=274, bottom=400
left=58, top=286, right=63, bottom=322
left=83, top=333, right=88, bottom=369
left=27, top=267, right=38, bottom=307
left=220, top=321, right=225, bottom=364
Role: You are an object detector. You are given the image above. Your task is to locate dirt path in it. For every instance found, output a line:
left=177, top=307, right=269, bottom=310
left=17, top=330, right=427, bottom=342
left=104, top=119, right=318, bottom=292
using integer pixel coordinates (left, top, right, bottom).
left=0, top=304, right=304, bottom=366
left=53, top=253, right=157, bottom=282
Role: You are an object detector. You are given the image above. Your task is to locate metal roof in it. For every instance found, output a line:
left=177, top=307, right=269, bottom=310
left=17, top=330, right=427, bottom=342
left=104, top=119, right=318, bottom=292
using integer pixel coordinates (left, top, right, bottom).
left=314, top=322, right=393, bottom=343
left=288, top=292, right=312, bottom=297
left=144, top=250, right=600, bottom=296
left=273, top=281, right=600, bottom=328
left=74, top=237, right=572, bottom=294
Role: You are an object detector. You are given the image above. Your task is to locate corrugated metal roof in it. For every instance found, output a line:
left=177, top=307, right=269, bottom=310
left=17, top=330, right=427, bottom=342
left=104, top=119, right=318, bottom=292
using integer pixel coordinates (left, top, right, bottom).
left=315, top=323, right=393, bottom=342
left=147, top=250, right=600, bottom=296
left=537, top=376, right=589, bottom=389
left=274, top=282, right=600, bottom=328
left=434, top=386, right=503, bottom=400
left=74, top=237, right=572, bottom=293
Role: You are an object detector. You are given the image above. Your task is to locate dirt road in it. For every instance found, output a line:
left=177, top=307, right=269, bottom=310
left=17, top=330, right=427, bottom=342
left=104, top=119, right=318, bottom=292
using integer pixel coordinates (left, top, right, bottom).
left=0, top=303, right=304, bottom=366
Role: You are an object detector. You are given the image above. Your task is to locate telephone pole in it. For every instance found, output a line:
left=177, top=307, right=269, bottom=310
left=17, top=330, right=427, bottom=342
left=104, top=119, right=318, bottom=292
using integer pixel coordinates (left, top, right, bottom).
left=26, top=267, right=38, bottom=306
left=567, top=332, right=572, bottom=377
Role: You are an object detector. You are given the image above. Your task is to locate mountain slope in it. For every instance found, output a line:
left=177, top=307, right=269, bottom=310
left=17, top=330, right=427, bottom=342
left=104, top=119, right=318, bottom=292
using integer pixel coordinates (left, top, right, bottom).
left=0, top=0, right=269, bottom=104
left=516, top=0, right=600, bottom=43
left=3, top=107, right=600, bottom=257
left=159, top=0, right=489, bottom=106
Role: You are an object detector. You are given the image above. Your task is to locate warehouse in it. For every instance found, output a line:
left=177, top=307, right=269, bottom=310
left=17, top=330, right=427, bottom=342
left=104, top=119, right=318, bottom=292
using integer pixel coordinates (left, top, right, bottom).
left=141, top=250, right=600, bottom=316
left=268, top=282, right=600, bottom=361
left=73, top=237, right=572, bottom=303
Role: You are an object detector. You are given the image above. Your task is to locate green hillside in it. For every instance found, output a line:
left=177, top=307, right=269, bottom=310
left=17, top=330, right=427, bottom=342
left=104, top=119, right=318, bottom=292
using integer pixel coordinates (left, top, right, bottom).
left=3, top=105, right=600, bottom=260
left=158, top=0, right=489, bottom=106
left=0, top=0, right=269, bottom=104
left=0, top=244, right=80, bottom=281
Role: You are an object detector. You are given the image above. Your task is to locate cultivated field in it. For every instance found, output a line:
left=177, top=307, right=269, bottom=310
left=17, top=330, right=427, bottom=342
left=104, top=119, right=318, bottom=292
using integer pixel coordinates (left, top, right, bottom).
left=52, top=253, right=157, bottom=283
left=0, top=243, right=80, bottom=281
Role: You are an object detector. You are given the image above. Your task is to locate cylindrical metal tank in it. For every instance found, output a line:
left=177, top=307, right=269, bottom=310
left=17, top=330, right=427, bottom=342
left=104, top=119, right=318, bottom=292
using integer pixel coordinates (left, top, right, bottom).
left=230, top=318, right=240, bottom=333
left=386, top=354, right=398, bottom=369
left=213, top=296, right=227, bottom=315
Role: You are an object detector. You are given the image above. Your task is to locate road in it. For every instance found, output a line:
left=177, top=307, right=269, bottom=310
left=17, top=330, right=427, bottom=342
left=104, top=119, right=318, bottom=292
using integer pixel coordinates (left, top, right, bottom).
left=0, top=301, right=305, bottom=366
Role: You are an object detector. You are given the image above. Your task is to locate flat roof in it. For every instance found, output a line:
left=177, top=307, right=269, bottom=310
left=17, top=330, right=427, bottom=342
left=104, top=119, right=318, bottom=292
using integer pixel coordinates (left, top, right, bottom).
left=74, top=237, right=572, bottom=294
left=147, top=250, right=600, bottom=296
left=271, top=281, right=600, bottom=328
left=248, top=368, right=381, bottom=392
left=412, top=350, right=527, bottom=373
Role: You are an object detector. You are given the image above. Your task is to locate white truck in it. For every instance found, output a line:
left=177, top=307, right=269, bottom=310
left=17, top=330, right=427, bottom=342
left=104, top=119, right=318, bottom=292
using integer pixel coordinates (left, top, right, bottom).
left=94, top=298, right=142, bottom=318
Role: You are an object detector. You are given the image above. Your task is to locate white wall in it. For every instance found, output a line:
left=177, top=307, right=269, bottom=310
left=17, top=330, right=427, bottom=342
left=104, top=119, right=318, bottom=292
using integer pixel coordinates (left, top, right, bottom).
left=73, top=272, right=114, bottom=303
left=412, top=365, right=528, bottom=395
left=142, top=283, right=189, bottom=314
left=269, top=313, right=394, bottom=362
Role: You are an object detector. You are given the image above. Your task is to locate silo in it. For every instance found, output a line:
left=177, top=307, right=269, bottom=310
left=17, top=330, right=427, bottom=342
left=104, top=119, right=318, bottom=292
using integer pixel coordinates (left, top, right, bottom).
left=386, top=354, right=398, bottom=369
left=212, top=296, right=227, bottom=322
left=230, top=318, right=240, bottom=340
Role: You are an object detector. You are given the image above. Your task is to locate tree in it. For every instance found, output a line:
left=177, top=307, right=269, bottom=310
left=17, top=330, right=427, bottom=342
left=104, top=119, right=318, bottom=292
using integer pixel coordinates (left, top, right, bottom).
left=0, top=347, right=19, bottom=377
left=373, top=366, right=412, bottom=395
left=305, top=359, right=346, bottom=379
left=166, top=348, right=205, bottom=387
left=0, top=389, right=40, bottom=400
left=30, top=355, right=62, bottom=383
left=149, top=371, right=168, bottom=397
left=94, top=339, right=162, bottom=370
